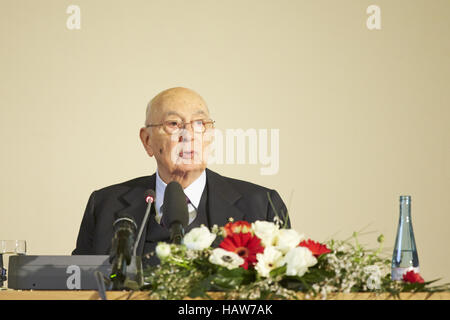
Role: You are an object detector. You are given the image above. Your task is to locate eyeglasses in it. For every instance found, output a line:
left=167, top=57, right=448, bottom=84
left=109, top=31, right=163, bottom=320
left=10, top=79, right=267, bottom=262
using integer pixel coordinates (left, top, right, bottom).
left=146, top=119, right=215, bottom=134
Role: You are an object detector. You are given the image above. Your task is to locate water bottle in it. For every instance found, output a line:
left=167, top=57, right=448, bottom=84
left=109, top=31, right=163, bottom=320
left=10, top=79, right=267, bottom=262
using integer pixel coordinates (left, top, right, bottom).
left=391, top=195, right=419, bottom=280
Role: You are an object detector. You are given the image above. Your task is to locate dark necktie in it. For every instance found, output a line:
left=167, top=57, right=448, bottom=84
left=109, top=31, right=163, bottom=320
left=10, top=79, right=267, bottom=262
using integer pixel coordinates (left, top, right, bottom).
left=186, top=196, right=197, bottom=225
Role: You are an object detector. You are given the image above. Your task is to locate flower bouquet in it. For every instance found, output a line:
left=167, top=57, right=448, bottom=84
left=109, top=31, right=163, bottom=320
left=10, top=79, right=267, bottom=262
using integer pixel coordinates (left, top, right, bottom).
left=142, top=219, right=449, bottom=300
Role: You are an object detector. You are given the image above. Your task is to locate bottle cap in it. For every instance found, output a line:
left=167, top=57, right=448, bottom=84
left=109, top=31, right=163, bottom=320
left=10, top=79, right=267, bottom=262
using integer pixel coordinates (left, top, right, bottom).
left=400, top=195, right=411, bottom=203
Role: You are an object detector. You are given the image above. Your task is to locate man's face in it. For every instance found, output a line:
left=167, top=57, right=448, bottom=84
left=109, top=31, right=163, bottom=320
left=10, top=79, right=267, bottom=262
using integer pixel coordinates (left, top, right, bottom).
left=140, top=88, right=214, bottom=180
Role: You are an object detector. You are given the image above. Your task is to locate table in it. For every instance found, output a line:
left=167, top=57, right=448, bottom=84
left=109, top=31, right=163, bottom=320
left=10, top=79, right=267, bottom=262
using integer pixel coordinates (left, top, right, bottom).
left=0, top=290, right=449, bottom=300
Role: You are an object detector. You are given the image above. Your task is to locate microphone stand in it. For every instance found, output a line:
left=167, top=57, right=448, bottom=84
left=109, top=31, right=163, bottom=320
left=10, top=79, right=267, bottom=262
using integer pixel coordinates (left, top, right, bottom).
left=110, top=253, right=128, bottom=290
left=96, top=191, right=154, bottom=298
left=94, top=271, right=110, bottom=300
left=94, top=254, right=143, bottom=299
left=133, top=197, right=154, bottom=257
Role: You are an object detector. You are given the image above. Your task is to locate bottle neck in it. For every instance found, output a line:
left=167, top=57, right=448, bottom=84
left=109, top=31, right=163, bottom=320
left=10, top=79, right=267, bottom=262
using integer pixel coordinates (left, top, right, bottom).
left=399, top=198, right=412, bottom=221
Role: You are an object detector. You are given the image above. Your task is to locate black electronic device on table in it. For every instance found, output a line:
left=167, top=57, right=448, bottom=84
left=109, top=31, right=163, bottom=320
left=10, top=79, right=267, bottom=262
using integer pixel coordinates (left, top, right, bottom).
left=7, top=255, right=142, bottom=290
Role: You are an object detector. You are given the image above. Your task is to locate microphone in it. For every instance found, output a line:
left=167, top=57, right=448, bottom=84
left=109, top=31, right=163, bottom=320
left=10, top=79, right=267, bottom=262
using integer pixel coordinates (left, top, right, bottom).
left=161, top=181, right=189, bottom=244
left=109, top=212, right=137, bottom=289
left=133, top=189, right=156, bottom=257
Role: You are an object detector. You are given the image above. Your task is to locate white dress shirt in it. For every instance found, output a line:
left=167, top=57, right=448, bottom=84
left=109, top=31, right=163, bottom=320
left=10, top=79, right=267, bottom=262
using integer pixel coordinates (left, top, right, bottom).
left=155, top=169, right=206, bottom=225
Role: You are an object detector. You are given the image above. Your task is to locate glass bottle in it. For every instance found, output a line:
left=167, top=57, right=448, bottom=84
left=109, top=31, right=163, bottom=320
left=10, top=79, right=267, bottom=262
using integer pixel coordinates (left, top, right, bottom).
left=391, top=195, right=420, bottom=280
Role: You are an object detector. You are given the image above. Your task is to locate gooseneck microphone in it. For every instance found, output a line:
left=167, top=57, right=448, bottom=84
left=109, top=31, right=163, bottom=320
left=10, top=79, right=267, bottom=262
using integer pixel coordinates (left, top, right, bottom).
left=109, top=212, right=137, bottom=290
left=161, top=181, right=189, bottom=244
left=133, top=189, right=156, bottom=257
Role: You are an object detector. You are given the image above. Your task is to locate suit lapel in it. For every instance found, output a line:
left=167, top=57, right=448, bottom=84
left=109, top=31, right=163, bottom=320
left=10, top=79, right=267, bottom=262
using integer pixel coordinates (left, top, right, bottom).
left=205, top=169, right=245, bottom=227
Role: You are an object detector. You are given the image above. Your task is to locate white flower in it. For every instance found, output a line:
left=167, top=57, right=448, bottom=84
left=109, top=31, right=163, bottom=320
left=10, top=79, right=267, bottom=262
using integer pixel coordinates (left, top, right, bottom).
left=155, top=242, right=171, bottom=260
left=252, top=221, right=279, bottom=247
left=274, top=229, right=305, bottom=254
left=183, top=226, right=216, bottom=250
left=209, top=248, right=244, bottom=270
left=255, top=246, right=285, bottom=278
left=283, top=246, right=318, bottom=277
left=364, top=265, right=382, bottom=290
left=366, top=274, right=381, bottom=290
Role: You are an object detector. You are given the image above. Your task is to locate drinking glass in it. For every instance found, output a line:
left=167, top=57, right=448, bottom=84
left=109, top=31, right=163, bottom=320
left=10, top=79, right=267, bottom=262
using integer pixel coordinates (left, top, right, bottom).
left=0, top=240, right=27, bottom=289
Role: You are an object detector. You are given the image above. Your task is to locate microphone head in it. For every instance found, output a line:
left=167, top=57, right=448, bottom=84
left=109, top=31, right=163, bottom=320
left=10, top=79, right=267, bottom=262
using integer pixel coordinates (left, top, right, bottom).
left=113, top=212, right=137, bottom=234
left=162, top=181, right=189, bottom=228
left=145, top=189, right=156, bottom=204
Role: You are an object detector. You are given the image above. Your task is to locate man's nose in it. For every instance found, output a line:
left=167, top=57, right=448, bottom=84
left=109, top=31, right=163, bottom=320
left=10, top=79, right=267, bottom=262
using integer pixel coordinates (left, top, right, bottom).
left=178, top=125, right=194, bottom=142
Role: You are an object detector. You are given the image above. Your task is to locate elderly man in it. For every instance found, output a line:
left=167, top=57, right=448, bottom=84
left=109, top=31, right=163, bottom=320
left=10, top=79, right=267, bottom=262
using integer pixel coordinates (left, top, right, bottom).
left=72, top=87, right=289, bottom=264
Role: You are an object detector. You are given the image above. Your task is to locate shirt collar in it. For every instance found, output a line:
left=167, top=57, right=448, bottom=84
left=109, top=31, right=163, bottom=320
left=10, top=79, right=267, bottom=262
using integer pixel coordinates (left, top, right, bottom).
left=155, top=170, right=206, bottom=213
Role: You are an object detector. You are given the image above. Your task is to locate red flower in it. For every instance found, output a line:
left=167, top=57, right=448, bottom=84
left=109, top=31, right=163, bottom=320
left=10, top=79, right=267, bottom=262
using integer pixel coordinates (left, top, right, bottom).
left=223, top=221, right=252, bottom=237
left=298, top=239, right=331, bottom=257
left=403, top=270, right=425, bottom=284
left=219, top=232, right=264, bottom=269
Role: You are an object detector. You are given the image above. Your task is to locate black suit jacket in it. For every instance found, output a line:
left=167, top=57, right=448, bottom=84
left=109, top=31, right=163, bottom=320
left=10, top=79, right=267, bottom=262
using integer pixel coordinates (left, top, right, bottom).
left=72, top=169, right=289, bottom=257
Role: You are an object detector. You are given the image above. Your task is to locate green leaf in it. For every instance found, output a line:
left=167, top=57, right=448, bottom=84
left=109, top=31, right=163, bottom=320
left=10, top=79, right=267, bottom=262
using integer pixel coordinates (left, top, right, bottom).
left=269, top=265, right=287, bottom=278
left=188, top=275, right=215, bottom=298
left=209, top=267, right=256, bottom=290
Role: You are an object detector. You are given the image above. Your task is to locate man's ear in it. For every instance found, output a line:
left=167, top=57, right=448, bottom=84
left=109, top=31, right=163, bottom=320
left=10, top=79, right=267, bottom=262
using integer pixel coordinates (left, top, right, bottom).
left=139, top=127, right=154, bottom=157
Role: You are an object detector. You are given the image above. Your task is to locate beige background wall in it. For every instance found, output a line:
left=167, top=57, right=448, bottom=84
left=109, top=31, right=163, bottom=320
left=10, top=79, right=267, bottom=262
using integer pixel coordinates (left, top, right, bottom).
left=1, top=0, right=449, bottom=284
